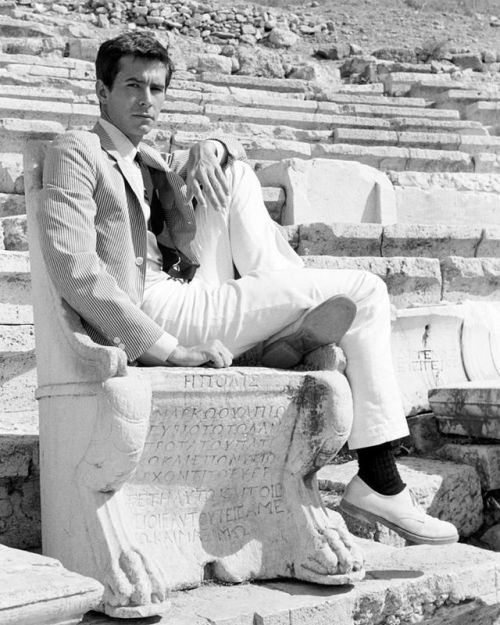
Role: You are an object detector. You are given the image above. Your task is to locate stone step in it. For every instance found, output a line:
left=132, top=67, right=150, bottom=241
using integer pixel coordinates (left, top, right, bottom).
left=0, top=14, right=56, bottom=38
left=319, top=457, right=483, bottom=545
left=2, top=252, right=499, bottom=314
left=186, top=128, right=489, bottom=167
left=181, top=138, right=480, bottom=171
left=205, top=104, right=460, bottom=132
left=0, top=251, right=31, bottom=323
left=441, top=256, right=500, bottom=302
left=0, top=118, right=63, bottom=152
left=2, top=59, right=92, bottom=81
left=0, top=36, right=54, bottom=57
left=200, top=71, right=309, bottom=93
left=305, top=255, right=441, bottom=308
left=435, top=88, right=500, bottom=116
left=0, top=83, right=428, bottom=114
left=297, top=223, right=493, bottom=259
left=0, top=51, right=93, bottom=71
left=333, top=127, right=500, bottom=155
left=394, top=185, right=500, bottom=225
left=466, top=101, right=500, bottom=126
left=385, top=72, right=464, bottom=98
left=0, top=186, right=286, bottom=223
left=386, top=71, right=500, bottom=99
left=310, top=143, right=476, bottom=173
left=388, top=171, right=500, bottom=226
left=178, top=115, right=488, bottom=140
left=80, top=541, right=500, bottom=624
left=304, top=255, right=500, bottom=306
left=6, top=210, right=500, bottom=260
left=0, top=97, right=213, bottom=132
left=0, top=545, right=102, bottom=623
left=429, top=383, right=500, bottom=440
left=0, top=323, right=36, bottom=413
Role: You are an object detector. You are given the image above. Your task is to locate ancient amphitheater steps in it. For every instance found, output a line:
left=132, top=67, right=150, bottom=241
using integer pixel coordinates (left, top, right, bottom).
left=389, top=171, right=500, bottom=225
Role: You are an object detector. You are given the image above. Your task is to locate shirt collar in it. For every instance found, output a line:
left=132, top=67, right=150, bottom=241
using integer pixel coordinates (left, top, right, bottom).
left=98, top=118, right=138, bottom=163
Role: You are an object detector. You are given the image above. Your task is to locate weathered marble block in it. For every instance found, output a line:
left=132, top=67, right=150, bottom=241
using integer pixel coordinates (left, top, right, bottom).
left=133, top=368, right=358, bottom=585
left=430, top=382, right=500, bottom=440
left=256, top=157, right=397, bottom=225
left=391, top=305, right=468, bottom=416
left=0, top=545, right=102, bottom=625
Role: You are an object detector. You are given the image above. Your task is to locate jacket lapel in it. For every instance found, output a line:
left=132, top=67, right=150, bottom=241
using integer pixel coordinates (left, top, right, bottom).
left=92, top=122, right=146, bottom=210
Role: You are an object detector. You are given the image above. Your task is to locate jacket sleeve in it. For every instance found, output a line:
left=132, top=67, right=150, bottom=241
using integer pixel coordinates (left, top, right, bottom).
left=168, top=135, right=247, bottom=179
left=38, top=132, right=173, bottom=362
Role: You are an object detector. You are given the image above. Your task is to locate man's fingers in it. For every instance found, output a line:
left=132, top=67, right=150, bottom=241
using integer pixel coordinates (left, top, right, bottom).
left=190, top=178, right=206, bottom=208
left=196, top=167, right=227, bottom=210
left=214, top=164, right=230, bottom=197
left=204, top=341, right=233, bottom=368
left=211, top=169, right=229, bottom=207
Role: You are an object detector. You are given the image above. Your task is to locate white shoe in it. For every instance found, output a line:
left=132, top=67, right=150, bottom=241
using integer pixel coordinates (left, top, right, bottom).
left=340, top=475, right=459, bottom=545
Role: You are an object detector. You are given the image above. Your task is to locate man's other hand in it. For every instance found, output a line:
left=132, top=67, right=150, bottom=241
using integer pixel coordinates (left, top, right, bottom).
left=167, top=340, right=233, bottom=368
left=186, top=140, right=229, bottom=211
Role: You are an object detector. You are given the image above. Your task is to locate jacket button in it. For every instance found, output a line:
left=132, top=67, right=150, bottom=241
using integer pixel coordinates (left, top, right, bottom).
left=113, top=337, right=120, bottom=344
left=118, top=343, right=125, bottom=350
left=135, top=257, right=144, bottom=266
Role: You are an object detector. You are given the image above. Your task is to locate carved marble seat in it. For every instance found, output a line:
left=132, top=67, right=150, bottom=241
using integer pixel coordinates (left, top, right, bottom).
left=24, top=140, right=364, bottom=619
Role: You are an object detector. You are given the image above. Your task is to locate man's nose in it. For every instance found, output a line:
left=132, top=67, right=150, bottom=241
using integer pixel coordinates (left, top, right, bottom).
left=139, top=88, right=152, bottom=106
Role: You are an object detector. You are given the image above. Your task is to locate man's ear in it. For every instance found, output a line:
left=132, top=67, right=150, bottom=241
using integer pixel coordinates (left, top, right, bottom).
left=96, top=79, right=109, bottom=106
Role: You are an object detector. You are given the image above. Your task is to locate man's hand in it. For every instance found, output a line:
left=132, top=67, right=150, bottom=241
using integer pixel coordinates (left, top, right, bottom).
left=167, top=340, right=233, bottom=368
left=185, top=140, right=229, bottom=211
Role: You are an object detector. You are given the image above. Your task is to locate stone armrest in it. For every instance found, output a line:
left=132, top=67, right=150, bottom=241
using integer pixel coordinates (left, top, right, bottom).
left=56, top=292, right=128, bottom=380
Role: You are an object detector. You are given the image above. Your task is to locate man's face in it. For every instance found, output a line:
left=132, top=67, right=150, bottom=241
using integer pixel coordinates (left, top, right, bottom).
left=96, top=54, right=167, bottom=145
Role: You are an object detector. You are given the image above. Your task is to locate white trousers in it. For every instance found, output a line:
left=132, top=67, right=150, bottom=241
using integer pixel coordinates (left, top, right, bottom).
left=142, top=161, right=408, bottom=449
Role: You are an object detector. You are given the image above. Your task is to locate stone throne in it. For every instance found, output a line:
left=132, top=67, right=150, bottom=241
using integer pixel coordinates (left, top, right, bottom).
left=24, top=139, right=364, bottom=619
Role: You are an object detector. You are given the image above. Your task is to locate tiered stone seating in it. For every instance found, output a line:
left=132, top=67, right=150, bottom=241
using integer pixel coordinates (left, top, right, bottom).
left=3, top=40, right=500, bottom=622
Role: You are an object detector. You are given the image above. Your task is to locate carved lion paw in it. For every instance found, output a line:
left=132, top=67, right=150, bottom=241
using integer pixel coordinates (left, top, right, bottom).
left=103, top=547, right=171, bottom=618
left=295, top=508, right=365, bottom=585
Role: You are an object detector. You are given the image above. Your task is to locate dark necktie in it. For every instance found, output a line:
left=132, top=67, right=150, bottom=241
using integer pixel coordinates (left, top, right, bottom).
left=134, top=150, right=154, bottom=207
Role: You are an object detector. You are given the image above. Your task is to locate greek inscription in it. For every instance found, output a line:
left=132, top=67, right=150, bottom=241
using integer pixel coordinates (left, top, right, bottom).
left=184, top=373, right=261, bottom=391
left=131, top=481, right=285, bottom=546
left=395, top=348, right=460, bottom=375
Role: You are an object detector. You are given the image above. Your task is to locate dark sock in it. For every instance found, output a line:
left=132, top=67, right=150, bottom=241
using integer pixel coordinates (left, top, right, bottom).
left=356, top=442, right=405, bottom=496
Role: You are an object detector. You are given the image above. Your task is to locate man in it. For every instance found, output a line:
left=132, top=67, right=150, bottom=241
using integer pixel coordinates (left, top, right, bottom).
left=39, top=32, right=458, bottom=548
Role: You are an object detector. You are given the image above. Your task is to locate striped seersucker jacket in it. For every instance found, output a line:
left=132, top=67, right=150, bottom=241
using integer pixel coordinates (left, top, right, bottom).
left=38, top=122, right=246, bottom=362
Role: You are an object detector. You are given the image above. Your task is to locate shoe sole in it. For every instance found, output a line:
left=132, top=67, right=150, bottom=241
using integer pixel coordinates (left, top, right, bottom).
left=261, top=295, right=357, bottom=369
left=340, top=500, right=459, bottom=546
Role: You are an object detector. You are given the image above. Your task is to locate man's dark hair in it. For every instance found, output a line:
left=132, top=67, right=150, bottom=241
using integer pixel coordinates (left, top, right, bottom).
left=96, top=32, right=173, bottom=90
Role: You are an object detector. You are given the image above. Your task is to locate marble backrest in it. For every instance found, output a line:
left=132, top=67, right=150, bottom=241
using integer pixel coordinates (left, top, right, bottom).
left=24, top=139, right=128, bottom=388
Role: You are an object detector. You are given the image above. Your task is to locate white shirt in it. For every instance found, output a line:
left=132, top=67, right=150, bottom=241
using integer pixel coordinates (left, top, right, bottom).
left=98, top=118, right=178, bottom=361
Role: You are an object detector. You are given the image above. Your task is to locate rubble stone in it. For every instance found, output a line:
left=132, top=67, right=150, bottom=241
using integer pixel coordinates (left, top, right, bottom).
left=268, top=27, right=299, bottom=48
left=438, top=444, right=500, bottom=491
